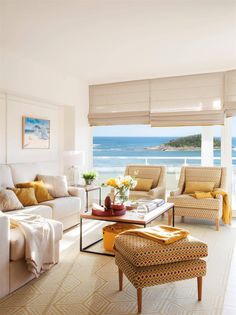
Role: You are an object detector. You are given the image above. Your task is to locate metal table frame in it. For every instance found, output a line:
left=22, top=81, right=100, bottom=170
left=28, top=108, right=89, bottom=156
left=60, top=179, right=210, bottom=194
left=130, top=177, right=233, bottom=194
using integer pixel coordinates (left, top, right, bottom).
left=73, top=185, right=102, bottom=212
left=80, top=205, right=175, bottom=257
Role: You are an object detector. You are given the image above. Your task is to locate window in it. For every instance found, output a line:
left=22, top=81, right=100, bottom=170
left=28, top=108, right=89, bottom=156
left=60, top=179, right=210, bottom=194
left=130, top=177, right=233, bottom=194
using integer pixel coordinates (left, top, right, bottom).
left=93, top=125, right=202, bottom=198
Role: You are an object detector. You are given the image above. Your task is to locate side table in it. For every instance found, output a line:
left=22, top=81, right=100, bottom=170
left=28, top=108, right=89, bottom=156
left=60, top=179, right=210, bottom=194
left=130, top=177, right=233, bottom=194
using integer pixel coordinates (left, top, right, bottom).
left=74, top=185, right=102, bottom=212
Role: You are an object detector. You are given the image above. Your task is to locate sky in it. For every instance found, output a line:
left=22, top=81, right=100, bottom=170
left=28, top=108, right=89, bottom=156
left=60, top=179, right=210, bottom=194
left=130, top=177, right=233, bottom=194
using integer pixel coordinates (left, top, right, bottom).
left=93, top=117, right=236, bottom=137
left=94, top=125, right=221, bottom=137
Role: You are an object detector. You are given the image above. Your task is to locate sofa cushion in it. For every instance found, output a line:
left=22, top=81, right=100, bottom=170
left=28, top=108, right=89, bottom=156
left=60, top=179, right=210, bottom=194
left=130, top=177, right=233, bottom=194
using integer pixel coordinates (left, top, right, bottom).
left=167, top=194, right=221, bottom=210
left=115, top=234, right=208, bottom=268
left=7, top=205, right=53, bottom=219
left=0, top=189, right=23, bottom=212
left=41, top=196, right=80, bottom=220
left=16, top=180, right=53, bottom=203
left=37, top=175, right=69, bottom=198
left=9, top=163, right=42, bottom=185
left=9, top=188, right=38, bottom=207
left=0, top=165, right=14, bottom=188
left=10, top=219, right=63, bottom=261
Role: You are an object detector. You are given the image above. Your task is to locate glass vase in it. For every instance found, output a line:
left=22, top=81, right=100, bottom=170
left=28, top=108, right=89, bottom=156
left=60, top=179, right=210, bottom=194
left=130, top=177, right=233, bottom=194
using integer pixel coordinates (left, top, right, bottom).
left=114, top=188, right=130, bottom=205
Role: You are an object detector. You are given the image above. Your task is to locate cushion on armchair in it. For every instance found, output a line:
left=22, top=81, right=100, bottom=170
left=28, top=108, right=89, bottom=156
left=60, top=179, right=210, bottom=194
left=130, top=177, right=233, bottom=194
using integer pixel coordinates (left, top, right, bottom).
left=131, top=178, right=153, bottom=192
left=184, top=181, right=215, bottom=194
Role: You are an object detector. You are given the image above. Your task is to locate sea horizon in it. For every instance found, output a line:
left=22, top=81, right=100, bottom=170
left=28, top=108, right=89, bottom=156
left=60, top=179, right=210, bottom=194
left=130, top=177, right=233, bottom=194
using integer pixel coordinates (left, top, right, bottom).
left=93, top=136, right=236, bottom=169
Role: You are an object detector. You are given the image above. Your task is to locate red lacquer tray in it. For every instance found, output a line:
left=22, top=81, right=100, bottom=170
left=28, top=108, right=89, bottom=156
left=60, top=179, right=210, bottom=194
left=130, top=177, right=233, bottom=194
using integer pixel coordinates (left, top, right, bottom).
left=92, top=208, right=126, bottom=217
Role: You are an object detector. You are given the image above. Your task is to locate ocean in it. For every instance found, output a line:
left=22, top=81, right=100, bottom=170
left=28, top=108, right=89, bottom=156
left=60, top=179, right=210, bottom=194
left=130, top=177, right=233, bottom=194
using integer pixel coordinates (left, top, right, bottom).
left=93, top=136, right=236, bottom=168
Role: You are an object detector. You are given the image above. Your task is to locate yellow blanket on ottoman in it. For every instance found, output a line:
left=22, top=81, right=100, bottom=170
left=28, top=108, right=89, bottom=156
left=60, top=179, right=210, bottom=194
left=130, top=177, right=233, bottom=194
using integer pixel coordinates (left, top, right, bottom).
left=192, top=190, right=232, bottom=224
left=119, top=225, right=189, bottom=245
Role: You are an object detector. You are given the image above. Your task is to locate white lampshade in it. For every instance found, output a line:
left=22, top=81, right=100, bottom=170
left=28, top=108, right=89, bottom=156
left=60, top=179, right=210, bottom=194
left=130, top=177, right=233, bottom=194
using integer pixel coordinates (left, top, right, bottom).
left=63, top=151, right=85, bottom=185
left=63, top=151, right=85, bottom=169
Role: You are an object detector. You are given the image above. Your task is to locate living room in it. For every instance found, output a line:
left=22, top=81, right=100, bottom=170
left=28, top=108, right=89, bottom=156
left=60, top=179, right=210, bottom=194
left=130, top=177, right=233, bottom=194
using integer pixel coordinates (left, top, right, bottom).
left=0, top=1, right=236, bottom=314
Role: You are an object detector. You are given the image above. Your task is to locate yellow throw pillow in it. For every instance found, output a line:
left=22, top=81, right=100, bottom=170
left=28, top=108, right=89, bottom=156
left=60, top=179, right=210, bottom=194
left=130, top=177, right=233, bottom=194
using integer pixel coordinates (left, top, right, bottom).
left=132, top=178, right=153, bottom=192
left=16, top=180, right=53, bottom=203
left=184, top=181, right=215, bottom=194
left=194, top=192, right=213, bottom=199
left=10, top=187, right=38, bottom=207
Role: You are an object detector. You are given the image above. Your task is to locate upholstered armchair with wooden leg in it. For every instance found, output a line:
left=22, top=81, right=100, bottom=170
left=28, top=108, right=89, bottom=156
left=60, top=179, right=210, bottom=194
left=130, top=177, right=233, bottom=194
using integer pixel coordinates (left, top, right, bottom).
left=167, top=166, right=227, bottom=231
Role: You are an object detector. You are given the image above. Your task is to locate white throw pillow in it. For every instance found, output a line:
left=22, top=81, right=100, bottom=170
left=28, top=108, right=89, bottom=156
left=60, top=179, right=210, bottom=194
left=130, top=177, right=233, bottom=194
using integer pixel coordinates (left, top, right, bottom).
left=0, top=189, right=24, bottom=212
left=37, top=175, right=69, bottom=198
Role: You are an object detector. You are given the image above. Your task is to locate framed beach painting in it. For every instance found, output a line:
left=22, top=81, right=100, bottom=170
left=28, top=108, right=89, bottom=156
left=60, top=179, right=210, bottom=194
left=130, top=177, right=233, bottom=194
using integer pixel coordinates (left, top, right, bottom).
left=22, top=116, right=50, bottom=149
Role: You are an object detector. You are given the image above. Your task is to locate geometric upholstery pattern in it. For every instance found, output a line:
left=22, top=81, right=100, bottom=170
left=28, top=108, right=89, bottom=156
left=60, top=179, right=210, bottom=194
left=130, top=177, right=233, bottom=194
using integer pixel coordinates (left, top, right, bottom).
left=115, top=250, right=206, bottom=288
left=115, top=234, right=208, bottom=267
left=115, top=230, right=208, bottom=312
left=168, top=194, right=221, bottom=210
left=172, top=207, right=222, bottom=219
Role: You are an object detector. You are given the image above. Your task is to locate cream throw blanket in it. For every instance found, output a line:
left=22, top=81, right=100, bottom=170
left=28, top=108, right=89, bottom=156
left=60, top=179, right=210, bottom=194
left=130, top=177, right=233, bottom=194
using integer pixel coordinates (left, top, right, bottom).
left=10, top=214, right=56, bottom=277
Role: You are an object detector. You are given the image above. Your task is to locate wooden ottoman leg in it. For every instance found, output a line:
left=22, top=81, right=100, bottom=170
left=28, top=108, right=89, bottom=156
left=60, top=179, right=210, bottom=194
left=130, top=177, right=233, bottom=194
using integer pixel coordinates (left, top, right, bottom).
left=197, top=277, right=202, bottom=301
left=168, top=211, right=172, bottom=226
left=119, top=268, right=123, bottom=291
left=181, top=216, right=184, bottom=223
left=137, top=288, right=142, bottom=313
left=215, top=218, right=220, bottom=231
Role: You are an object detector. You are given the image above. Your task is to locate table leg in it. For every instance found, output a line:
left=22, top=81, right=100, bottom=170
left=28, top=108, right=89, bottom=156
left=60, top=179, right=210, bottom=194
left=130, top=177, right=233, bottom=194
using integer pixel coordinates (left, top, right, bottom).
left=80, top=217, right=83, bottom=251
left=86, top=191, right=88, bottom=212
left=172, top=206, right=175, bottom=227
left=99, top=187, right=102, bottom=205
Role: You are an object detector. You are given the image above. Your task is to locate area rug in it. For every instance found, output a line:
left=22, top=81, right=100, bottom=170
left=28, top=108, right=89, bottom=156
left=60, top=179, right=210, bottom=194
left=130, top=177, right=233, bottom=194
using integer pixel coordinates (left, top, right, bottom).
left=0, top=218, right=236, bottom=315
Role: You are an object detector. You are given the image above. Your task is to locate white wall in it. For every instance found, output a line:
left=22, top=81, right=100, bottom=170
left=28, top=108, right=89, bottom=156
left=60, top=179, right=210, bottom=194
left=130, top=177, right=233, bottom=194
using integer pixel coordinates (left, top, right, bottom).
left=0, top=92, right=7, bottom=164
left=0, top=90, right=65, bottom=167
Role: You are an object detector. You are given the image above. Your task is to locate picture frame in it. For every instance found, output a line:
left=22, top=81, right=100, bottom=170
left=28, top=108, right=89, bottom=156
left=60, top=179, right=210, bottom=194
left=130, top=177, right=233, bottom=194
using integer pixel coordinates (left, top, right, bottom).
left=22, top=116, right=50, bottom=149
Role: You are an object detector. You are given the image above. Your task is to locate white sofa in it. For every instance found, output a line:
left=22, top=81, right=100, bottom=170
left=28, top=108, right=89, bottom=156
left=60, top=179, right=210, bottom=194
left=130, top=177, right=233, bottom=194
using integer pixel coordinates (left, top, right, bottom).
left=0, top=162, right=86, bottom=298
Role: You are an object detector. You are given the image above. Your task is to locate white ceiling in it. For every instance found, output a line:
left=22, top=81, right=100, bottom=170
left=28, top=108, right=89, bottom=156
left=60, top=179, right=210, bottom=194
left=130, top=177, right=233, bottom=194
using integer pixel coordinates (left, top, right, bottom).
left=1, top=0, right=236, bottom=84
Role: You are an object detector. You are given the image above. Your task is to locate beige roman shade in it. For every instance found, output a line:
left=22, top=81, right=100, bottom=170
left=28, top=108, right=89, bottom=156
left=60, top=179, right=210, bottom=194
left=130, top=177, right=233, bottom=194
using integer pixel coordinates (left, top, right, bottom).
left=224, top=70, right=236, bottom=117
left=88, top=80, right=150, bottom=126
left=150, top=72, right=224, bottom=127
left=88, top=70, right=236, bottom=127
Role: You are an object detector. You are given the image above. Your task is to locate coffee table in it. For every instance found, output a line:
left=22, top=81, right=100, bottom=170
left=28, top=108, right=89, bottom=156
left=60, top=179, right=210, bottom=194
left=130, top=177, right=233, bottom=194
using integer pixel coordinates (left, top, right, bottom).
left=80, top=202, right=174, bottom=256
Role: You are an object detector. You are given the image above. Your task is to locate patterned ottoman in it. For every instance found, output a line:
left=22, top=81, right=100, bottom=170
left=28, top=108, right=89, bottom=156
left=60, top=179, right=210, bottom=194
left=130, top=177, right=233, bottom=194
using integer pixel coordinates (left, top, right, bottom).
left=114, top=233, right=208, bottom=313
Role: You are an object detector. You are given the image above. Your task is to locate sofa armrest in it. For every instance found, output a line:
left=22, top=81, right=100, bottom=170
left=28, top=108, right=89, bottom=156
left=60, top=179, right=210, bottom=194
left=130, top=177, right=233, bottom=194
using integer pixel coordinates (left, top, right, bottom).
left=148, top=187, right=166, bottom=200
left=170, top=188, right=182, bottom=197
left=68, top=187, right=86, bottom=212
left=0, top=212, right=10, bottom=298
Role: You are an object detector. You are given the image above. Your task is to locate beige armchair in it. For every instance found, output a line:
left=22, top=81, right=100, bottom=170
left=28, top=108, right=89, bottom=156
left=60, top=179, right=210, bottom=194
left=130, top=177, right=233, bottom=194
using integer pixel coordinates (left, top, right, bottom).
left=125, top=165, right=166, bottom=200
left=167, top=166, right=227, bottom=231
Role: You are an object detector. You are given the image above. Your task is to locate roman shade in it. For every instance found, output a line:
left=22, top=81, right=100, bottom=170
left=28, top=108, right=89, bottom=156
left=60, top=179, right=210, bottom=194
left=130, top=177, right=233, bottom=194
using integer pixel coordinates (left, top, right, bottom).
left=88, top=70, right=236, bottom=127
left=224, top=70, right=236, bottom=117
left=88, top=80, right=149, bottom=126
left=150, top=72, right=224, bottom=127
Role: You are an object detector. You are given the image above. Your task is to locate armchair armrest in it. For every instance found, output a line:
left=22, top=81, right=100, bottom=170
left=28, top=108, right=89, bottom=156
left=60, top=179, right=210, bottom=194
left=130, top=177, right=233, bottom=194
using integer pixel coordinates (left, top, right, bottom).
left=0, top=212, right=10, bottom=298
left=170, top=188, right=182, bottom=197
left=68, top=187, right=86, bottom=212
left=148, top=187, right=166, bottom=199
